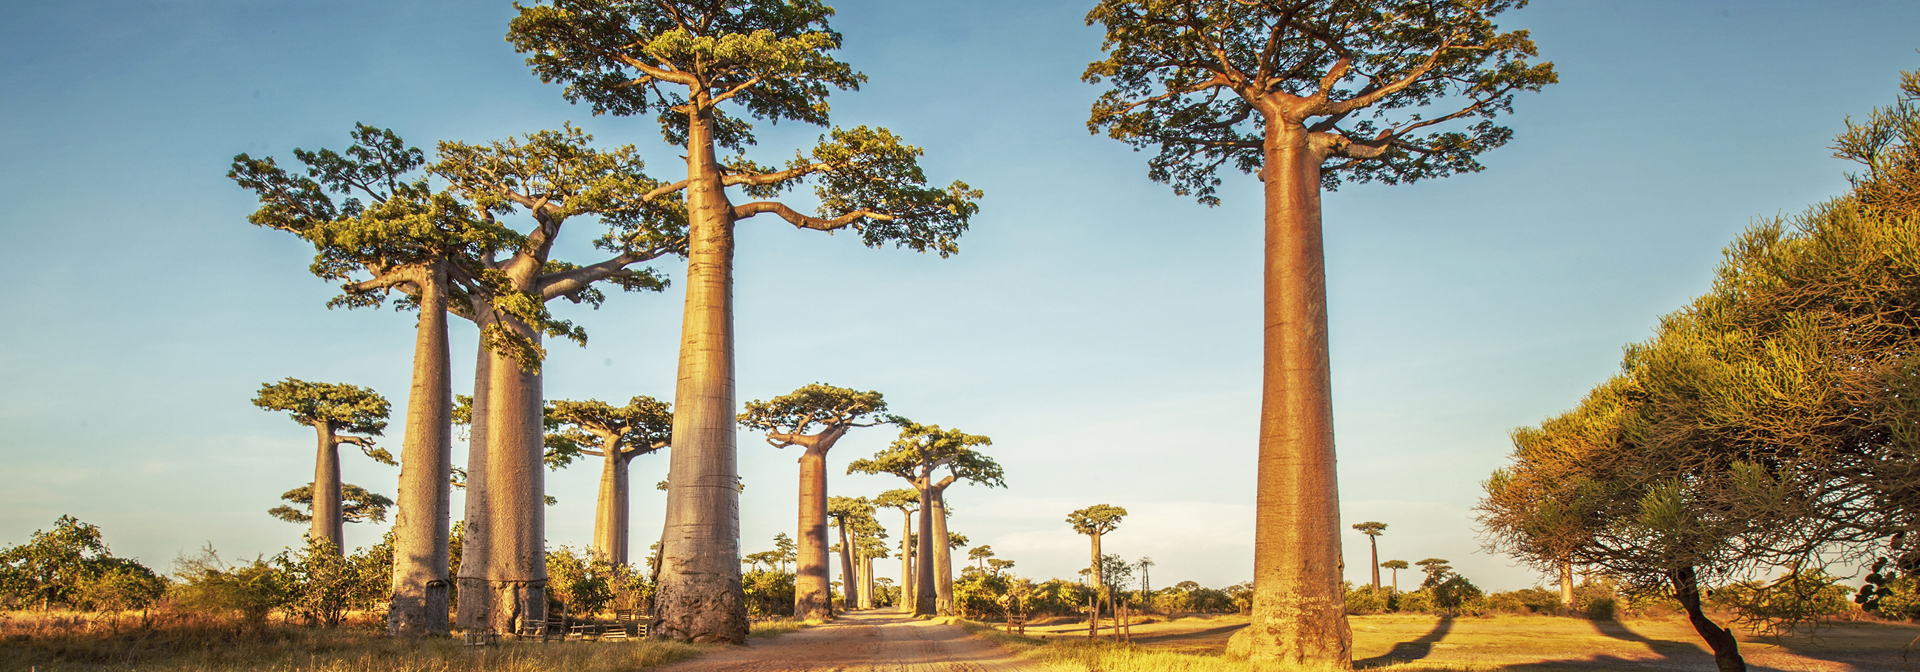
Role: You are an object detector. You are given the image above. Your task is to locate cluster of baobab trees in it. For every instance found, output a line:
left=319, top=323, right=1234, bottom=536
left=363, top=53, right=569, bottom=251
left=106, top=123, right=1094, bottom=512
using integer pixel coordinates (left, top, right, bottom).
left=229, top=0, right=1555, bottom=662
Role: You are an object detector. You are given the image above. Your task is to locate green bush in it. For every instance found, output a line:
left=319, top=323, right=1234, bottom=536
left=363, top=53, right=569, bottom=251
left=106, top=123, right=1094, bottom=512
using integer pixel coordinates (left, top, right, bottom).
left=1430, top=574, right=1485, bottom=614
left=1485, top=587, right=1561, bottom=614
left=277, top=535, right=391, bottom=628
left=169, top=547, right=297, bottom=633
left=1396, top=589, right=1434, bottom=613
left=742, top=569, right=794, bottom=617
left=0, top=516, right=168, bottom=612
left=1343, top=582, right=1388, bottom=614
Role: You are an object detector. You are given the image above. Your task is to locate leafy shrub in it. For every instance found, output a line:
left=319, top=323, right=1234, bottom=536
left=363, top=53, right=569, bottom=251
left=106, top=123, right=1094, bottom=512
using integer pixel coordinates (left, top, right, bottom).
left=169, top=547, right=296, bottom=633
left=1430, top=574, right=1485, bottom=613
left=546, top=546, right=615, bottom=616
left=277, top=535, right=391, bottom=627
left=742, top=569, right=794, bottom=617
left=1485, top=587, right=1561, bottom=614
left=955, top=569, right=1010, bottom=619
left=1710, top=570, right=1855, bottom=632
left=0, top=516, right=168, bottom=612
left=1343, top=582, right=1388, bottom=614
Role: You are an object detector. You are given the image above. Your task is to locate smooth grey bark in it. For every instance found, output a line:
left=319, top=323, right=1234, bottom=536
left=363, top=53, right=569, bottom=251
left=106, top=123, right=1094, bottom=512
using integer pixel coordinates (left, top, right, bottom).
left=794, top=446, right=832, bottom=619
left=930, top=486, right=954, bottom=614
left=835, top=518, right=856, bottom=610
left=388, top=269, right=454, bottom=636
left=913, top=475, right=936, bottom=616
left=455, top=320, right=494, bottom=632
left=482, top=312, right=546, bottom=636
left=654, top=109, right=749, bottom=643
left=898, top=508, right=914, bottom=613
left=312, top=422, right=344, bottom=553
left=591, top=441, right=635, bottom=566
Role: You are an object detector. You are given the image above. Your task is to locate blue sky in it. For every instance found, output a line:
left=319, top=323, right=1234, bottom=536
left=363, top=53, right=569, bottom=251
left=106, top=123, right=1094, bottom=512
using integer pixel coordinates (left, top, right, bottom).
left=1, top=0, right=1916, bottom=592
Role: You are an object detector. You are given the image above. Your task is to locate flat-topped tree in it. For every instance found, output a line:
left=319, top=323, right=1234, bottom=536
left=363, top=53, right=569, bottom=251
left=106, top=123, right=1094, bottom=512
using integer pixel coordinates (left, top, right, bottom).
left=852, top=533, right=890, bottom=609
left=253, top=379, right=393, bottom=555
left=433, top=125, right=686, bottom=636
left=544, top=396, right=673, bottom=567
left=1380, top=559, right=1409, bottom=593
left=872, top=488, right=920, bottom=612
left=509, top=0, right=981, bottom=643
left=1067, top=505, right=1126, bottom=594
left=825, top=496, right=876, bottom=611
left=1352, top=522, right=1387, bottom=591
left=1083, top=1, right=1554, bottom=665
left=739, top=384, right=890, bottom=620
left=269, top=483, right=394, bottom=527
left=848, top=421, right=1000, bottom=615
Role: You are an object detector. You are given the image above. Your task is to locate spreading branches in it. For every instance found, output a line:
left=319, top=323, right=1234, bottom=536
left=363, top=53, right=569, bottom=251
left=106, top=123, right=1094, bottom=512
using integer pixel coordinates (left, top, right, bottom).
left=543, top=396, right=675, bottom=470
left=738, top=383, right=891, bottom=449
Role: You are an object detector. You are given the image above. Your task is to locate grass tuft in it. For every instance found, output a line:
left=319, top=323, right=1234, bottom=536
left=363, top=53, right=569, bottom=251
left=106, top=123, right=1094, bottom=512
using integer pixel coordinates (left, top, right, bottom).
left=748, top=618, right=806, bottom=638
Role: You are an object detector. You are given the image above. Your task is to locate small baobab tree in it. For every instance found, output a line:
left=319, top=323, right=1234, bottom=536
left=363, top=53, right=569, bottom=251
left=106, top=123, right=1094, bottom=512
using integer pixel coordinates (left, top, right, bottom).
left=826, top=496, right=878, bottom=611
left=969, top=545, right=995, bottom=572
left=739, top=384, right=890, bottom=620
left=543, top=396, right=673, bottom=567
left=1381, top=559, right=1409, bottom=594
left=253, top=379, right=392, bottom=555
left=1084, top=1, right=1555, bottom=664
left=849, top=422, right=1001, bottom=615
left=1352, top=522, right=1387, bottom=591
left=873, top=488, right=921, bottom=612
left=269, top=483, right=393, bottom=528
left=509, top=0, right=981, bottom=643
left=1066, top=505, right=1127, bottom=592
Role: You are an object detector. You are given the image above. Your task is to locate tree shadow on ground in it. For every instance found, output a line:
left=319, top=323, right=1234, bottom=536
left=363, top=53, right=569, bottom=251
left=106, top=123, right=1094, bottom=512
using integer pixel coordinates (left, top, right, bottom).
left=1355, top=615, right=1453, bottom=668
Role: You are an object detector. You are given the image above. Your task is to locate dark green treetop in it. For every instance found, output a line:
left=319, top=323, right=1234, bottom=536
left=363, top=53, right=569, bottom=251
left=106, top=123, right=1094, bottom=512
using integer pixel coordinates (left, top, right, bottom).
left=268, top=483, right=395, bottom=524
left=252, top=378, right=394, bottom=464
left=1067, top=504, right=1128, bottom=537
left=542, top=395, right=675, bottom=469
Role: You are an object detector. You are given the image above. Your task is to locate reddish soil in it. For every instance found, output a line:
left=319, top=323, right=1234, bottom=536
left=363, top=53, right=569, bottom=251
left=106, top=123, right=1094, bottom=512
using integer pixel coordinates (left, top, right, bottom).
left=658, top=612, right=1038, bottom=672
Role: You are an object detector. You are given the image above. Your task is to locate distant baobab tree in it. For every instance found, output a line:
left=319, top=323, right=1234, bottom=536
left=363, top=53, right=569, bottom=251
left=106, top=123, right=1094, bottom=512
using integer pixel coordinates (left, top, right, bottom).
left=1352, top=522, right=1387, bottom=591
left=873, top=488, right=921, bottom=612
left=252, top=378, right=392, bottom=556
left=1381, top=559, right=1409, bottom=594
left=849, top=422, right=1001, bottom=615
left=739, top=384, right=891, bottom=620
left=1084, top=0, right=1554, bottom=664
left=1067, top=505, right=1127, bottom=591
left=510, top=0, right=982, bottom=643
left=269, top=483, right=393, bottom=527
left=543, top=396, right=673, bottom=567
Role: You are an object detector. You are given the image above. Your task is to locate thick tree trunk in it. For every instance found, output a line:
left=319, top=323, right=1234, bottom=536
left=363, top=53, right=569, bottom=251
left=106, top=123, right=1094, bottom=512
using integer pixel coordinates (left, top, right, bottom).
left=859, top=555, right=874, bottom=609
left=930, top=486, right=954, bottom=614
left=1090, top=530, right=1103, bottom=593
left=899, top=509, right=914, bottom=613
left=483, top=314, right=546, bottom=636
left=793, top=446, right=832, bottom=619
left=1369, top=537, right=1380, bottom=592
left=592, top=444, right=631, bottom=566
left=913, top=478, right=937, bottom=616
left=836, top=521, right=857, bottom=610
left=388, top=270, right=454, bottom=636
left=655, top=109, right=749, bottom=644
left=1559, top=561, right=1575, bottom=608
left=312, top=421, right=344, bottom=554
left=1228, top=121, right=1351, bottom=666
left=1673, top=566, right=1746, bottom=672
left=456, top=329, right=493, bottom=631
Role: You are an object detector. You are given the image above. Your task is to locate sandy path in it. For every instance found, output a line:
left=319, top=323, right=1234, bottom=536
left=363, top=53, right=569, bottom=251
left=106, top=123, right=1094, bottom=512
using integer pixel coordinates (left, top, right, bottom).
left=658, top=612, right=1041, bottom=672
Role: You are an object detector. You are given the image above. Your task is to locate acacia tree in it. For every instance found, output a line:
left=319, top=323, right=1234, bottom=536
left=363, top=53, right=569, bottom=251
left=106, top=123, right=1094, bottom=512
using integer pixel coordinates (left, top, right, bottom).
left=508, top=0, right=981, bottom=642
left=434, top=126, right=685, bottom=636
left=1067, top=505, right=1127, bottom=593
left=269, top=483, right=394, bottom=526
left=1351, top=522, right=1386, bottom=591
left=253, top=379, right=393, bottom=555
left=1380, top=559, right=1408, bottom=593
left=739, top=384, right=890, bottom=619
left=544, top=396, right=674, bottom=567
left=1084, top=1, right=1554, bottom=664
left=848, top=422, right=1000, bottom=615
left=873, top=488, right=921, bottom=612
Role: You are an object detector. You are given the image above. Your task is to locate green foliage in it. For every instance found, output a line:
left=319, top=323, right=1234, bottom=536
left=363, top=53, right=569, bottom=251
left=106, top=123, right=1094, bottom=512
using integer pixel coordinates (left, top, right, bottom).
left=1083, top=0, right=1556, bottom=203
left=542, top=395, right=673, bottom=469
left=1352, top=521, right=1387, bottom=537
left=1484, top=587, right=1561, bottom=614
left=1710, top=570, right=1856, bottom=633
left=267, top=483, right=394, bottom=525
left=738, top=383, right=890, bottom=438
left=1343, top=582, right=1388, bottom=614
left=546, top=546, right=617, bottom=615
left=169, top=548, right=297, bottom=633
left=953, top=570, right=1010, bottom=619
left=276, top=535, right=392, bottom=628
left=1066, top=505, right=1127, bottom=537
left=251, top=378, right=390, bottom=444
left=0, top=516, right=165, bottom=612
left=848, top=421, right=1002, bottom=490
left=742, top=569, right=795, bottom=618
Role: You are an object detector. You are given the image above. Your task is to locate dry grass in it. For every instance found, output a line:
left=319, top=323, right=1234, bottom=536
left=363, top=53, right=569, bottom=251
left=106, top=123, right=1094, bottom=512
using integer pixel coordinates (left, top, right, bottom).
left=0, top=610, right=702, bottom=672
left=749, top=617, right=809, bottom=638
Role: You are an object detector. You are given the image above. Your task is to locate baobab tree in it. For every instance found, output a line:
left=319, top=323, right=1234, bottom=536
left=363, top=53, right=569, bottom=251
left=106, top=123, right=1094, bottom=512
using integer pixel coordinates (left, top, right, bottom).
left=1067, top=505, right=1127, bottom=593
left=1352, top=522, right=1387, bottom=591
left=1138, top=557, right=1155, bottom=606
left=544, top=396, right=673, bottom=566
left=435, top=126, right=685, bottom=636
left=508, top=1, right=981, bottom=643
left=269, top=483, right=393, bottom=527
left=853, top=535, right=890, bottom=609
left=969, top=546, right=995, bottom=572
left=873, top=488, right=920, bottom=612
left=739, top=384, right=890, bottom=620
left=1083, top=1, right=1555, bottom=664
left=826, top=496, right=878, bottom=611
left=1381, top=559, right=1409, bottom=594
left=772, top=532, right=796, bottom=574
left=849, top=422, right=1001, bottom=615
left=252, top=379, right=392, bottom=555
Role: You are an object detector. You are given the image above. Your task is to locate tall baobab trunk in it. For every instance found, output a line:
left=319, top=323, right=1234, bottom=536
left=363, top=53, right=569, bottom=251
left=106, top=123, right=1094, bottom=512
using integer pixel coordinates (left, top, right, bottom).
left=311, top=421, right=344, bottom=553
left=1089, top=530, right=1103, bottom=593
left=836, top=521, right=856, bottom=610
left=930, top=487, right=954, bottom=614
left=1672, top=566, right=1746, bottom=672
left=483, top=312, right=547, bottom=636
left=1230, top=122, right=1351, bottom=665
left=1559, top=561, right=1575, bottom=609
left=794, top=444, right=832, bottom=619
left=1368, top=536, right=1380, bottom=592
left=655, top=109, right=749, bottom=644
left=858, top=555, right=874, bottom=609
left=913, top=479, right=937, bottom=616
left=455, top=342, right=493, bottom=631
left=898, top=509, right=914, bottom=613
left=388, top=268, right=454, bottom=636
left=592, top=446, right=632, bottom=566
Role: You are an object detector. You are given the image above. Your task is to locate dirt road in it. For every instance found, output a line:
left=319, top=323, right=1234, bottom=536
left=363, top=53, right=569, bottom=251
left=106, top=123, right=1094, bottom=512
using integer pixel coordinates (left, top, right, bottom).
left=658, top=612, right=1039, bottom=672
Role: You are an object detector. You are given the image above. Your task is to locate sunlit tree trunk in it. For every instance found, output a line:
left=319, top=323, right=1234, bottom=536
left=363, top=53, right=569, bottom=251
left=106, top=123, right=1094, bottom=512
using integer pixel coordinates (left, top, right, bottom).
left=591, top=445, right=632, bottom=566
left=899, top=509, right=914, bottom=613
left=794, top=445, right=831, bottom=619
left=1672, top=566, right=1746, bottom=672
left=858, top=555, right=873, bottom=609
left=1559, top=561, right=1575, bottom=609
left=388, top=268, right=454, bottom=636
left=1368, top=536, right=1380, bottom=592
left=930, top=486, right=954, bottom=614
left=311, top=420, right=344, bottom=553
left=483, top=312, right=546, bottom=636
left=1231, top=120, right=1351, bottom=666
left=455, top=340, right=493, bottom=631
left=914, top=477, right=937, bottom=616
left=655, top=108, right=749, bottom=643
left=836, top=520, right=856, bottom=610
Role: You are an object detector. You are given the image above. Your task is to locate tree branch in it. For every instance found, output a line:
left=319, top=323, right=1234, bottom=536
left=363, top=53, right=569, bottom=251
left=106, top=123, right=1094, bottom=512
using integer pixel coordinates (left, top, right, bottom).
left=732, top=201, right=890, bottom=231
